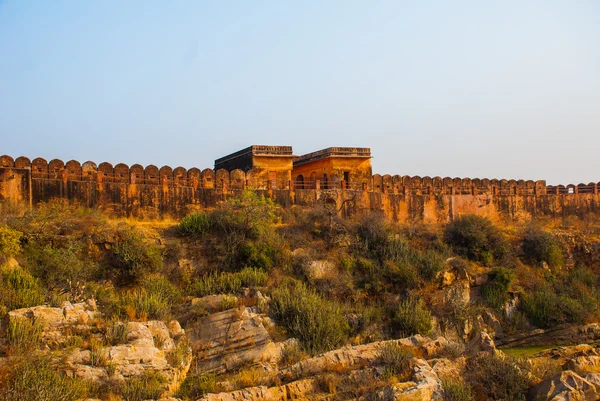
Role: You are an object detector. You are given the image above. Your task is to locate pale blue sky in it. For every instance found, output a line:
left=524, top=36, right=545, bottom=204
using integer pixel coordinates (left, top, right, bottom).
left=1, top=1, right=598, bottom=184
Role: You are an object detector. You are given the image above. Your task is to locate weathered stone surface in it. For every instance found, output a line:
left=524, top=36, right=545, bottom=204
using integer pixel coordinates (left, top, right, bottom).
left=187, top=305, right=286, bottom=373
left=497, top=324, right=600, bottom=348
left=467, top=330, right=497, bottom=355
left=7, top=302, right=191, bottom=396
left=529, top=370, right=599, bottom=401
left=279, top=336, right=448, bottom=382
left=392, top=359, right=443, bottom=401
left=197, top=378, right=318, bottom=401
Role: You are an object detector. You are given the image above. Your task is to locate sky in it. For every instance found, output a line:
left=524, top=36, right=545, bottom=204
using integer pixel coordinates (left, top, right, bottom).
left=0, top=1, right=599, bottom=185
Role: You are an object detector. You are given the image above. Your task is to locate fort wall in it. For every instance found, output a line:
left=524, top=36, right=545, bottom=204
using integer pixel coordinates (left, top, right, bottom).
left=1, top=155, right=598, bottom=222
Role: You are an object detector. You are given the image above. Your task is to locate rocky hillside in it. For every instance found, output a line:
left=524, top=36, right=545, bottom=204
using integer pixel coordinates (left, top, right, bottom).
left=2, top=194, right=600, bottom=400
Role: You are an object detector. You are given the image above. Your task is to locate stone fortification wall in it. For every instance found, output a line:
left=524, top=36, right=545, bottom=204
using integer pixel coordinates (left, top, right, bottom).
left=0, top=155, right=598, bottom=222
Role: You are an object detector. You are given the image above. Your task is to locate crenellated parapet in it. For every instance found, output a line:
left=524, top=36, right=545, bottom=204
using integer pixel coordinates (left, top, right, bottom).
left=0, top=154, right=590, bottom=196
left=2, top=154, right=600, bottom=221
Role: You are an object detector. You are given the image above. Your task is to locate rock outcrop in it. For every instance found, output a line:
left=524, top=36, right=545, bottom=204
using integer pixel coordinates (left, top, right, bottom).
left=6, top=301, right=192, bottom=396
left=184, top=297, right=288, bottom=373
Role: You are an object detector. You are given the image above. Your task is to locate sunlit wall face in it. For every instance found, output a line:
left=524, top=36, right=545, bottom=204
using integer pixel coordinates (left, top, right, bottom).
left=0, top=1, right=598, bottom=185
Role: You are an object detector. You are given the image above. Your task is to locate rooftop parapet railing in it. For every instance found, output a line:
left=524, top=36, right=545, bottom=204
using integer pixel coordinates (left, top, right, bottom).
left=293, top=147, right=371, bottom=166
left=215, top=145, right=294, bottom=165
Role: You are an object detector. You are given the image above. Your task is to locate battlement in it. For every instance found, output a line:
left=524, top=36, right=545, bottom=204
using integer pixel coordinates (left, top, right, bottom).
left=1, top=153, right=598, bottom=221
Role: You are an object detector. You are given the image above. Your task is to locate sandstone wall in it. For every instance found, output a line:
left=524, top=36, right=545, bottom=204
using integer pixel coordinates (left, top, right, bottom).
left=1, top=155, right=598, bottom=221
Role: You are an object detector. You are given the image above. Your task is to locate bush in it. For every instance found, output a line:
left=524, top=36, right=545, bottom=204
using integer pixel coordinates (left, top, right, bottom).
left=0, top=264, right=45, bottom=316
left=481, top=268, right=514, bottom=310
left=444, top=215, right=507, bottom=265
left=110, top=227, right=163, bottom=284
left=271, top=281, right=349, bottom=354
left=522, top=228, right=563, bottom=268
left=521, top=288, right=586, bottom=328
left=377, top=342, right=414, bottom=380
left=22, top=243, right=91, bottom=288
left=442, top=379, right=474, bottom=401
left=177, top=212, right=210, bottom=237
left=467, top=354, right=528, bottom=401
left=192, top=268, right=268, bottom=297
left=6, top=317, right=43, bottom=350
left=118, top=370, right=166, bottom=401
left=0, top=355, right=89, bottom=401
left=177, top=372, right=219, bottom=399
left=0, top=225, right=21, bottom=263
left=391, top=297, right=433, bottom=337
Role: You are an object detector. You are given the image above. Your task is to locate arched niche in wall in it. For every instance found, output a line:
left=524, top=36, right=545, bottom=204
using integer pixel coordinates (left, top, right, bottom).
left=422, top=176, right=433, bottom=187
left=15, top=156, right=31, bottom=169
left=48, top=159, right=65, bottom=179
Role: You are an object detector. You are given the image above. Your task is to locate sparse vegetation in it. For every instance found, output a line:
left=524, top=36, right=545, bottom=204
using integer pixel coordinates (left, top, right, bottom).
left=271, top=281, right=349, bottom=354
left=391, top=297, right=433, bottom=337
left=1, top=194, right=600, bottom=401
left=444, top=215, right=507, bottom=265
left=0, top=355, right=89, bottom=401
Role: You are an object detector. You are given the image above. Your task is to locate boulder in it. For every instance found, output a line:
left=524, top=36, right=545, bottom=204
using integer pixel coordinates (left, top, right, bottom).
left=186, top=306, right=286, bottom=373
left=529, top=370, right=599, bottom=401
left=392, top=359, right=443, bottom=401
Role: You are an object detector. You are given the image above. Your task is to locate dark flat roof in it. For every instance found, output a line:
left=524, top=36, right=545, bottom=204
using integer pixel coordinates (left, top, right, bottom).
left=293, top=147, right=371, bottom=167
left=215, top=145, right=294, bottom=165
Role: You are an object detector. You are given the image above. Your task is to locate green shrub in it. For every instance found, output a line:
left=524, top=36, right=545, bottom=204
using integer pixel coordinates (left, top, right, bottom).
left=177, top=212, right=210, bottom=237
left=22, top=243, right=90, bottom=288
left=271, top=281, right=349, bottom=354
left=467, top=354, right=528, bottom=401
left=521, top=289, right=557, bottom=328
left=177, top=372, right=219, bottom=399
left=442, top=379, right=474, bottom=401
left=444, top=215, right=507, bottom=265
left=0, top=355, right=89, bottom=401
left=377, top=342, right=414, bottom=380
left=522, top=228, right=563, bottom=268
left=6, top=317, right=43, bottom=350
left=105, top=320, right=128, bottom=346
left=119, top=287, right=171, bottom=320
left=110, top=228, right=163, bottom=284
left=118, top=370, right=166, bottom=401
left=391, top=297, right=432, bottom=337
left=192, top=267, right=268, bottom=297
left=481, top=268, right=514, bottom=310
left=210, top=189, right=278, bottom=240
left=0, top=225, right=21, bottom=262
left=0, top=264, right=45, bottom=315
